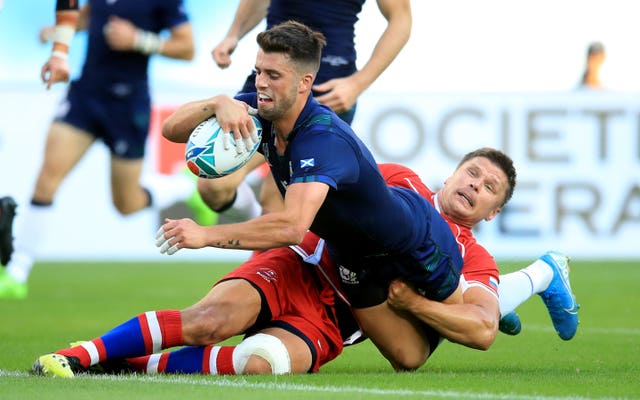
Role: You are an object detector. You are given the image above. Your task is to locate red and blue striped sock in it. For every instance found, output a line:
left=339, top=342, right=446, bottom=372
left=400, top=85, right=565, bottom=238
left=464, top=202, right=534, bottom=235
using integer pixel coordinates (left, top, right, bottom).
left=57, top=310, right=183, bottom=368
left=126, top=345, right=237, bottom=375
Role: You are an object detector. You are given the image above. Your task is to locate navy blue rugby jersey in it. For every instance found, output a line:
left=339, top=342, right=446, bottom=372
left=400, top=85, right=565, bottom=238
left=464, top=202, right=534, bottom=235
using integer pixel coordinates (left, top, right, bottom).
left=78, top=0, right=189, bottom=88
left=235, top=93, right=436, bottom=265
left=266, top=0, right=365, bottom=85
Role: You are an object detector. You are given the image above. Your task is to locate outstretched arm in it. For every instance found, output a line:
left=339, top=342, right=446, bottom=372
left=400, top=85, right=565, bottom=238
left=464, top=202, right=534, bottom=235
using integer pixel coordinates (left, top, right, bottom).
left=104, top=18, right=194, bottom=61
left=157, top=181, right=328, bottom=253
left=313, top=0, right=411, bottom=113
left=211, top=0, right=270, bottom=68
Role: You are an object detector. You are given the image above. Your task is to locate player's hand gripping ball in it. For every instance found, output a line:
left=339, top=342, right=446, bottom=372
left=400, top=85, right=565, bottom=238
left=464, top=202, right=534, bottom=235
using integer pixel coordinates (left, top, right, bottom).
left=185, top=116, right=262, bottom=179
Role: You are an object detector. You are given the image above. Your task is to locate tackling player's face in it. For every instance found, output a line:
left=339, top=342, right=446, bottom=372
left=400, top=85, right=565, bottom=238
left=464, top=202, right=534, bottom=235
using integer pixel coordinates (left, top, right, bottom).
left=438, top=157, right=508, bottom=227
left=254, top=50, right=299, bottom=121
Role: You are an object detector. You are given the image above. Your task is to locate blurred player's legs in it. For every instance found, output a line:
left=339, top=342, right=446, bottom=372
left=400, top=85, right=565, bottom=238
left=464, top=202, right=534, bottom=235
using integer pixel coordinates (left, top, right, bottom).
left=197, top=153, right=265, bottom=223
left=0, top=196, right=23, bottom=298
left=1, top=122, right=200, bottom=299
left=182, top=168, right=218, bottom=226
left=0, top=121, right=89, bottom=300
left=0, top=196, right=17, bottom=266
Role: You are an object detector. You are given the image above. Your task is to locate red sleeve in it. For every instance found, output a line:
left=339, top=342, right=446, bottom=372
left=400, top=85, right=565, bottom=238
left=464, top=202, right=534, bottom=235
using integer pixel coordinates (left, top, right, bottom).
left=378, top=163, right=434, bottom=200
left=461, top=242, right=499, bottom=296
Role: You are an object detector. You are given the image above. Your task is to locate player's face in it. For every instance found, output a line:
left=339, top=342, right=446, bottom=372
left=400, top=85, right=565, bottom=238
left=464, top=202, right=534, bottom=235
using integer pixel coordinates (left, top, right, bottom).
left=438, top=157, right=508, bottom=227
left=254, top=50, right=300, bottom=121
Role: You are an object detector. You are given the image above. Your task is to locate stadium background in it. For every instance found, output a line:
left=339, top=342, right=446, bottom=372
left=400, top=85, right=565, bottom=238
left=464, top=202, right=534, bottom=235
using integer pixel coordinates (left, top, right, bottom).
left=0, top=0, right=638, bottom=262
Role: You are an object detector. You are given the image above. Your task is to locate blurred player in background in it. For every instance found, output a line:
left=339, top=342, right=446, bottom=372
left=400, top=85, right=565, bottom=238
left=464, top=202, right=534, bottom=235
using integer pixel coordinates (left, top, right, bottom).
left=0, top=0, right=197, bottom=299
left=579, top=41, right=606, bottom=89
left=0, top=197, right=17, bottom=267
left=40, top=0, right=80, bottom=90
left=0, top=0, right=78, bottom=273
left=191, top=0, right=412, bottom=226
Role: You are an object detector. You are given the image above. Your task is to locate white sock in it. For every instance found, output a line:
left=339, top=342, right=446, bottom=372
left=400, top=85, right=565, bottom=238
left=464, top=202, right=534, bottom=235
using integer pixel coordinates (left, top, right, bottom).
left=498, top=259, right=553, bottom=316
left=6, top=202, right=54, bottom=283
left=220, top=181, right=262, bottom=223
left=142, top=173, right=194, bottom=209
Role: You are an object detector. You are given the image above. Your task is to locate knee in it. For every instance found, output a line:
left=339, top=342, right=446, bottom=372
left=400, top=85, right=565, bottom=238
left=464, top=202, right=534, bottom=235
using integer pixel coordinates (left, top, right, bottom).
left=112, top=198, right=139, bottom=215
left=233, top=334, right=292, bottom=375
left=241, top=355, right=274, bottom=374
left=197, top=178, right=236, bottom=211
left=387, top=345, right=429, bottom=372
left=180, top=303, right=236, bottom=345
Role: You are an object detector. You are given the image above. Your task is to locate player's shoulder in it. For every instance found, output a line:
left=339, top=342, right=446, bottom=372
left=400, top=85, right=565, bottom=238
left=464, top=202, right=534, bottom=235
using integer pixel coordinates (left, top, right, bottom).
left=297, top=107, right=353, bottom=144
left=461, top=235, right=497, bottom=271
left=380, top=164, right=434, bottom=199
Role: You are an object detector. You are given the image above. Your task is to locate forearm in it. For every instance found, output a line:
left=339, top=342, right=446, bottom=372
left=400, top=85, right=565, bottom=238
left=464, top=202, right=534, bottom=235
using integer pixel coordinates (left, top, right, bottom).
left=353, top=0, right=411, bottom=93
left=157, top=23, right=195, bottom=60
left=225, top=0, right=269, bottom=41
left=407, top=299, right=497, bottom=350
left=203, top=212, right=306, bottom=250
left=198, top=182, right=321, bottom=250
left=162, top=95, right=231, bottom=143
left=51, top=8, right=81, bottom=57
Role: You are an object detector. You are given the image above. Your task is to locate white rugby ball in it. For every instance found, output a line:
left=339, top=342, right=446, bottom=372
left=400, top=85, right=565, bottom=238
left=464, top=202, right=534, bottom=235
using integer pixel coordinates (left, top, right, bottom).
left=185, top=116, right=262, bottom=179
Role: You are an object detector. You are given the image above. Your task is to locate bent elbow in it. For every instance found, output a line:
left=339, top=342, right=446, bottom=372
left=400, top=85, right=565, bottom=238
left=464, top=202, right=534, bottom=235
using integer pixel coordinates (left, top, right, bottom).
left=474, top=336, right=495, bottom=351
left=289, top=226, right=308, bottom=245
left=181, top=46, right=195, bottom=61
left=279, top=223, right=308, bottom=246
left=455, top=320, right=497, bottom=351
left=470, top=325, right=498, bottom=351
left=161, top=118, right=182, bottom=143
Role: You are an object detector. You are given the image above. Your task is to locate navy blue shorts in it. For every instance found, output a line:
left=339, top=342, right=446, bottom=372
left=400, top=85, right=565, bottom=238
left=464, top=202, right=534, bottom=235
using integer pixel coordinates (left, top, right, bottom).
left=336, top=205, right=463, bottom=309
left=55, top=80, right=151, bottom=159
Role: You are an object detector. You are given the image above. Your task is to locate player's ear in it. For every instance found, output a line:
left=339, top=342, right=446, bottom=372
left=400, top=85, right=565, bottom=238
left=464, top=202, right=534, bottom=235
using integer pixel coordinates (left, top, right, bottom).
left=299, top=73, right=314, bottom=93
left=484, top=207, right=501, bottom=222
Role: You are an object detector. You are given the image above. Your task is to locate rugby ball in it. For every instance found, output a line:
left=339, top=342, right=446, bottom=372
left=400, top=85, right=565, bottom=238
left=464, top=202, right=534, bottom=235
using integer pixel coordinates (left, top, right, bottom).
left=185, top=116, right=262, bottom=179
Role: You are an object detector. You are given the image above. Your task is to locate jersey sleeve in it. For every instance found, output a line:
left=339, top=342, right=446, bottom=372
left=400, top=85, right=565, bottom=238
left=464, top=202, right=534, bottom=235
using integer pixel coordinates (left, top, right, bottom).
left=460, top=243, right=500, bottom=297
left=289, top=125, right=359, bottom=189
left=159, top=0, right=190, bottom=30
left=379, top=163, right=434, bottom=199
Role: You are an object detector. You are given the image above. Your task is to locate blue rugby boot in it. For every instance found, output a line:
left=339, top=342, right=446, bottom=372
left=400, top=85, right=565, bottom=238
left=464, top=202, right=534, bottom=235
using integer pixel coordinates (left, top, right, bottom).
left=498, top=311, right=522, bottom=336
left=538, top=251, right=580, bottom=340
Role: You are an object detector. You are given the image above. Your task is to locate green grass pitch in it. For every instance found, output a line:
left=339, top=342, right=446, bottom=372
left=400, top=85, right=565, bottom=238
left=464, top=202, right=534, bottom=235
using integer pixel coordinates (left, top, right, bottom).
left=0, top=258, right=638, bottom=400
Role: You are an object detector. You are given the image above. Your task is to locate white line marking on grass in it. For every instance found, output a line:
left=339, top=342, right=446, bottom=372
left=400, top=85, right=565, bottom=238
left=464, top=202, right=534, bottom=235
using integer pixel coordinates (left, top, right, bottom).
left=523, top=325, right=640, bottom=336
left=0, top=370, right=627, bottom=400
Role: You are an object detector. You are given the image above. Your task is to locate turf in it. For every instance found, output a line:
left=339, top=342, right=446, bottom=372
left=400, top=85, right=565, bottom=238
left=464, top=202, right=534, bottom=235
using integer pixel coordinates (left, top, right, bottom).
left=0, top=259, right=638, bottom=400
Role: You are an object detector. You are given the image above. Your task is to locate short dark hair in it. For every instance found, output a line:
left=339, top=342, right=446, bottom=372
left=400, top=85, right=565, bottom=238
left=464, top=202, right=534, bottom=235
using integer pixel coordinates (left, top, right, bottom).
left=457, top=147, right=517, bottom=207
left=256, top=20, right=326, bottom=75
